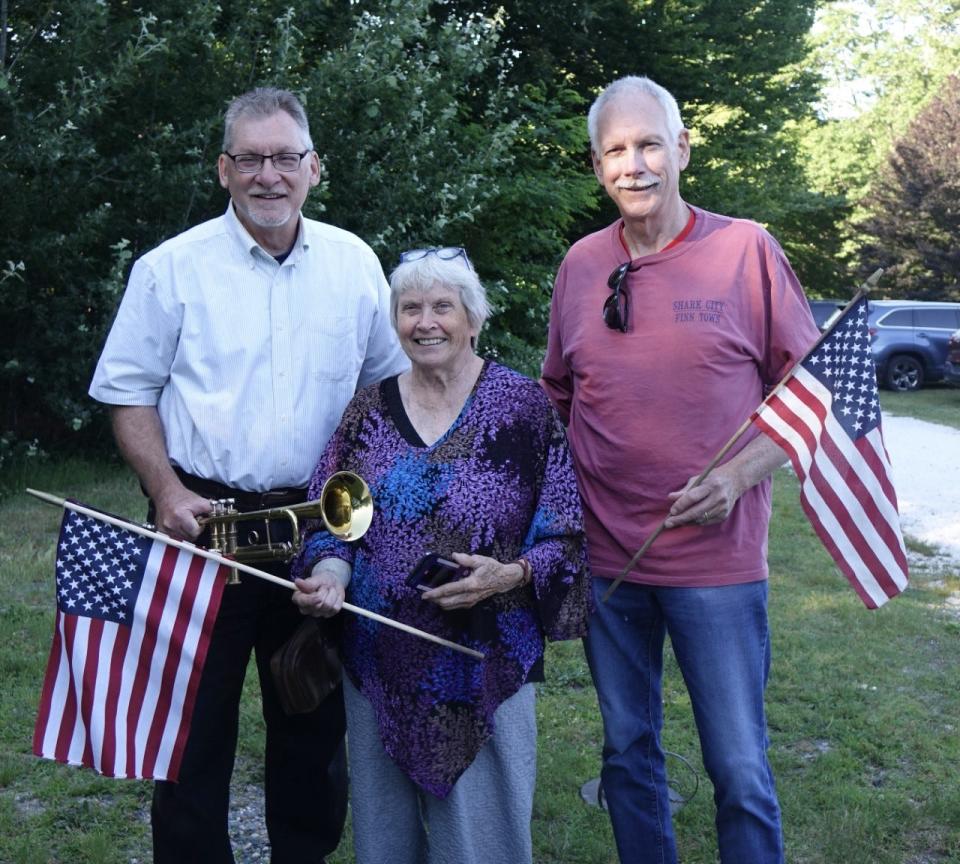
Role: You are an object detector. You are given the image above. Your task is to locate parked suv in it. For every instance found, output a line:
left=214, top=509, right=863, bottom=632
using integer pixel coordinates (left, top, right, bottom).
left=868, top=300, right=960, bottom=391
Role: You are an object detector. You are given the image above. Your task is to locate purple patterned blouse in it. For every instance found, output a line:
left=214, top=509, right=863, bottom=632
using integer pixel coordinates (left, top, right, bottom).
left=294, top=361, right=591, bottom=798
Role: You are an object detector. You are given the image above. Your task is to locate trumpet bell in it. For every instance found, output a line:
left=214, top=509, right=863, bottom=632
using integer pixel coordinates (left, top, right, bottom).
left=320, top=471, right=373, bottom=541
left=199, top=470, right=374, bottom=574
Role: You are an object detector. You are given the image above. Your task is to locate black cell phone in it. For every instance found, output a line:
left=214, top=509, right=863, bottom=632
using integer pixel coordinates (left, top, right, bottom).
left=406, top=553, right=469, bottom=591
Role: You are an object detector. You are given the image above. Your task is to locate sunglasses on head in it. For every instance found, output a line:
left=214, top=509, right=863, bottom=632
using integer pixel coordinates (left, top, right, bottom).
left=399, top=247, right=472, bottom=268
left=603, top=261, right=639, bottom=332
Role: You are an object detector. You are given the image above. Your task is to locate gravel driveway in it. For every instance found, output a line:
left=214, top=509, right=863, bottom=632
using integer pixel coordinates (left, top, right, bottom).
left=882, top=414, right=960, bottom=566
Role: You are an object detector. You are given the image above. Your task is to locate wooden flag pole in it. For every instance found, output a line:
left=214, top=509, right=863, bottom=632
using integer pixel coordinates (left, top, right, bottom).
left=26, top=488, right=485, bottom=660
left=601, top=270, right=883, bottom=603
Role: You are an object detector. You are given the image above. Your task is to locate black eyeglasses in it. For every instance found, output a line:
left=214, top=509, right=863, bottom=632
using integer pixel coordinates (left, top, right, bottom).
left=222, top=150, right=311, bottom=173
left=603, top=262, right=637, bottom=332
left=399, top=247, right=472, bottom=268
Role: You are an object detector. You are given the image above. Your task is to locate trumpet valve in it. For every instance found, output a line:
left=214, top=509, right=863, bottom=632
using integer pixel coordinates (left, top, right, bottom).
left=210, top=498, right=241, bottom=584
left=224, top=498, right=238, bottom=554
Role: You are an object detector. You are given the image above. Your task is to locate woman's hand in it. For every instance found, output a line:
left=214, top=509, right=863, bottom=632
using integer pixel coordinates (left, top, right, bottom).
left=422, top=553, right=527, bottom=610
left=292, top=564, right=345, bottom=618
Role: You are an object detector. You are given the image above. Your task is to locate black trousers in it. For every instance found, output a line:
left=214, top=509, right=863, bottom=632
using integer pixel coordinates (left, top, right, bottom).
left=148, top=489, right=347, bottom=863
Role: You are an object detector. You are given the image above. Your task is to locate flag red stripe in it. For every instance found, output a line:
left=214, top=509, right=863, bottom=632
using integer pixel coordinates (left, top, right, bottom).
left=858, top=433, right=902, bottom=517
left=167, top=563, right=227, bottom=778
left=125, top=544, right=177, bottom=774
left=53, top=615, right=80, bottom=762
left=77, top=618, right=105, bottom=770
left=141, top=551, right=204, bottom=778
left=99, top=619, right=132, bottom=777
left=32, top=614, right=64, bottom=757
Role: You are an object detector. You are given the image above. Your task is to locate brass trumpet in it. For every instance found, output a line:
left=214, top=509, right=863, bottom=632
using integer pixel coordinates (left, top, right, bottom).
left=200, top=471, right=373, bottom=581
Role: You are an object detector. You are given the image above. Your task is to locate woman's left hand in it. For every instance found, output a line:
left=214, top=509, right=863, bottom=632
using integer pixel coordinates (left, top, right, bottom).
left=422, top=553, right=526, bottom=610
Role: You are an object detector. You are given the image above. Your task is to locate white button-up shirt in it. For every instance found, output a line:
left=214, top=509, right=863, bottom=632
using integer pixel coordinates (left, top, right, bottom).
left=89, top=204, right=408, bottom=491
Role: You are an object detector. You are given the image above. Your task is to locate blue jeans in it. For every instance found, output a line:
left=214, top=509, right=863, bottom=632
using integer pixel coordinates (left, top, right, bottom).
left=586, top=578, right=783, bottom=864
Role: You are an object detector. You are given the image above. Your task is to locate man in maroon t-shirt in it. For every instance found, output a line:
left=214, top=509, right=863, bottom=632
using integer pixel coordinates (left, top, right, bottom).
left=542, top=76, right=818, bottom=864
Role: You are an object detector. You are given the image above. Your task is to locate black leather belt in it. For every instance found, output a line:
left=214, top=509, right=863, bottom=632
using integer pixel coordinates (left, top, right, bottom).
left=173, top=467, right=308, bottom=513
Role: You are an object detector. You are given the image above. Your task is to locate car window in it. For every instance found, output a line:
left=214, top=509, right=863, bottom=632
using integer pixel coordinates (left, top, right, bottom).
left=877, top=309, right=913, bottom=327
left=914, top=308, right=960, bottom=329
left=807, top=300, right=844, bottom=329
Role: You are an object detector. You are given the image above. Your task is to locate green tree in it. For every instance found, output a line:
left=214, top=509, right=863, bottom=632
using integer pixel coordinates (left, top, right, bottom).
left=856, top=74, right=960, bottom=300
left=794, top=0, right=960, bottom=294
left=802, top=0, right=960, bottom=202
left=439, top=0, right=844, bottom=293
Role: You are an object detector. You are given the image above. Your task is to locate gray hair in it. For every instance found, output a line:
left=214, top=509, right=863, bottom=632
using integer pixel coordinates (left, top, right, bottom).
left=587, top=76, right=685, bottom=154
left=222, top=87, right=314, bottom=152
left=388, top=253, right=490, bottom=334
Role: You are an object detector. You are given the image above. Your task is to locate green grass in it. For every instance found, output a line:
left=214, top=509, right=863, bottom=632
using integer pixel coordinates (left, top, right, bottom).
left=2, top=460, right=958, bottom=863
left=880, top=383, right=960, bottom=430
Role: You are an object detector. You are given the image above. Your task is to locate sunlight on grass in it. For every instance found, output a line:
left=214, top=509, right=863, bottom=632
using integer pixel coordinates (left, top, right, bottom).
left=792, top=588, right=854, bottom=612
left=880, top=385, right=960, bottom=430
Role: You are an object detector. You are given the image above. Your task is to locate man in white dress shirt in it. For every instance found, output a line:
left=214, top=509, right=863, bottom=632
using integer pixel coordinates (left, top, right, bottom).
left=89, top=87, right=408, bottom=864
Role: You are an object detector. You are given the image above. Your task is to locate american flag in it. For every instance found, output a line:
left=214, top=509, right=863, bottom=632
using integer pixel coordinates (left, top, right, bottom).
left=33, top=506, right=228, bottom=779
left=753, top=297, right=909, bottom=608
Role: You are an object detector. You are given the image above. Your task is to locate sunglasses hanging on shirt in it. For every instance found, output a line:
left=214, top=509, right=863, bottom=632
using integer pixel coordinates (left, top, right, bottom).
left=603, top=262, right=641, bottom=332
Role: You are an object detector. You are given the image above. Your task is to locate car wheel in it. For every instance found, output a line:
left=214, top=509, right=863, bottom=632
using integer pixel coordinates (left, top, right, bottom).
left=884, top=354, right=924, bottom=391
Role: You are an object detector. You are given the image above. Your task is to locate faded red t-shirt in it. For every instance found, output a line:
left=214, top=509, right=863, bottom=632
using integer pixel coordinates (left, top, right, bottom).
left=542, top=206, right=819, bottom=587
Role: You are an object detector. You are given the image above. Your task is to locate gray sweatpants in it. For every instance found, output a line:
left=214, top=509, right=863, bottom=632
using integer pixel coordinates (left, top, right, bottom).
left=344, top=675, right=536, bottom=864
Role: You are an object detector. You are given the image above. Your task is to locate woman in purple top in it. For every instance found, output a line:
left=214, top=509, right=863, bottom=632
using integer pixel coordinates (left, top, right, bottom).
left=291, top=247, right=591, bottom=864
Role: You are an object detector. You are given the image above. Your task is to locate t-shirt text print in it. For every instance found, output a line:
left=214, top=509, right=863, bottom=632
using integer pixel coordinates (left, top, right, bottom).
left=673, top=298, right=726, bottom=324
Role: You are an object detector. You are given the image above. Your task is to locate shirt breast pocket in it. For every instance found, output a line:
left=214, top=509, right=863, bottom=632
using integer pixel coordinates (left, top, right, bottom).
left=309, top=316, right=360, bottom=382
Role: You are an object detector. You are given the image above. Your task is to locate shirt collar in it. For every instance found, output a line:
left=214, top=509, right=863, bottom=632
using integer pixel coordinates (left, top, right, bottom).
left=617, top=205, right=695, bottom=259
left=223, top=202, right=308, bottom=261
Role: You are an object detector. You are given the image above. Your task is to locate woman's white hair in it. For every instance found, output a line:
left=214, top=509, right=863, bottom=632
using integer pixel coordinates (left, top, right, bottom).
left=587, top=76, right=685, bottom=153
left=388, top=253, right=490, bottom=334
